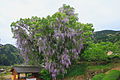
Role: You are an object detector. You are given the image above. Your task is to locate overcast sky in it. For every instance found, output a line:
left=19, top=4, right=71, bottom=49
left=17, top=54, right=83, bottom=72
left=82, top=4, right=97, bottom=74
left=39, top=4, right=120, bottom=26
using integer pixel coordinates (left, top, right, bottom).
left=0, top=0, right=120, bottom=45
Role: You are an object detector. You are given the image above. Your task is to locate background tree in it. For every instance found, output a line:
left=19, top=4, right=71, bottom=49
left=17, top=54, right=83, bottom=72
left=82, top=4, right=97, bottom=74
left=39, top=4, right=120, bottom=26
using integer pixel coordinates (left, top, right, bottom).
left=11, top=4, right=94, bottom=79
left=82, top=42, right=120, bottom=61
left=0, top=44, right=23, bottom=66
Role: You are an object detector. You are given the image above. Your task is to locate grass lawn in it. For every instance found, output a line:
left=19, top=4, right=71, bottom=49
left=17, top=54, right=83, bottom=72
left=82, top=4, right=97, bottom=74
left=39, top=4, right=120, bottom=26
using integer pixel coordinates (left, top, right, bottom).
left=63, top=61, right=120, bottom=80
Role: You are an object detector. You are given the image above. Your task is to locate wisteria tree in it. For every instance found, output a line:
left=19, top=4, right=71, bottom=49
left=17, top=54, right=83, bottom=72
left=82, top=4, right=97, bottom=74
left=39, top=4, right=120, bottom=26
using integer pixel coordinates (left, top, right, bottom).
left=11, top=4, right=94, bottom=80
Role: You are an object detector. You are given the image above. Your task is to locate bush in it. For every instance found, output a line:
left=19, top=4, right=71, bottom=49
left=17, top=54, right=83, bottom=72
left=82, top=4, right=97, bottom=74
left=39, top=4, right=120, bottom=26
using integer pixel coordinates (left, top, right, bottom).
left=92, top=73, right=104, bottom=80
left=82, top=42, right=120, bottom=61
left=82, top=42, right=108, bottom=61
left=102, top=70, right=120, bottom=80
left=108, top=54, right=120, bottom=60
left=65, top=64, right=87, bottom=77
left=39, top=69, right=51, bottom=80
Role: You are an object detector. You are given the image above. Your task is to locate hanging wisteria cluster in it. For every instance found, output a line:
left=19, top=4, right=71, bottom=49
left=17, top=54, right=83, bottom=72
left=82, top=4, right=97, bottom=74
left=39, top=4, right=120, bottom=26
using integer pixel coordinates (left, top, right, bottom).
left=11, top=4, right=94, bottom=80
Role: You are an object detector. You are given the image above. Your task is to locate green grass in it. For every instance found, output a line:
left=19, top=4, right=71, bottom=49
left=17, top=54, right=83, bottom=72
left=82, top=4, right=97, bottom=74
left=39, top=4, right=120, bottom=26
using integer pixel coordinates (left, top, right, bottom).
left=0, top=66, right=11, bottom=69
left=65, top=64, right=87, bottom=77
left=92, top=73, right=104, bottom=80
left=0, top=72, right=11, bottom=76
left=0, top=66, right=11, bottom=76
left=57, top=63, right=87, bottom=79
left=0, top=76, right=6, bottom=80
left=63, top=61, right=120, bottom=80
left=87, top=62, right=120, bottom=71
left=102, top=70, right=120, bottom=80
left=92, top=70, right=120, bottom=80
left=87, top=64, right=112, bottom=71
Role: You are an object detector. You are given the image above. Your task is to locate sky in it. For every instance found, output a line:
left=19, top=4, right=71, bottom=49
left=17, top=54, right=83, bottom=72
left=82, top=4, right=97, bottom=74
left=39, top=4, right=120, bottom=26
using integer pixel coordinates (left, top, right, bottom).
left=0, top=0, right=120, bottom=45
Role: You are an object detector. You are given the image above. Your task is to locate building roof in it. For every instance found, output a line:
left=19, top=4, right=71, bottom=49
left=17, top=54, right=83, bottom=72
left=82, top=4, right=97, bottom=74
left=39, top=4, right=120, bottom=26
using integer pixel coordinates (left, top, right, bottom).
left=11, top=66, right=40, bottom=73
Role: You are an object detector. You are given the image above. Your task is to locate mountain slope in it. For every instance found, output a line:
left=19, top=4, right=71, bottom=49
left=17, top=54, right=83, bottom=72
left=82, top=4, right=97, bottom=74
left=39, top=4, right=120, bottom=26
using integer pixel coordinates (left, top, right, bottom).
left=94, top=30, right=120, bottom=43
left=0, top=44, right=23, bottom=66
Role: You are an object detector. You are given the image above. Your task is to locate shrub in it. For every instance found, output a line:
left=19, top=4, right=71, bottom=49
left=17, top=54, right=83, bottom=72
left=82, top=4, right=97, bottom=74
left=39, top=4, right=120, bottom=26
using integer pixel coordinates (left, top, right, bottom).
left=102, top=70, right=120, bottom=80
left=92, top=73, right=105, bottom=80
left=82, top=42, right=108, bottom=61
left=82, top=42, right=120, bottom=61
left=65, top=64, right=87, bottom=77
left=39, top=69, right=51, bottom=80
left=108, top=54, right=120, bottom=60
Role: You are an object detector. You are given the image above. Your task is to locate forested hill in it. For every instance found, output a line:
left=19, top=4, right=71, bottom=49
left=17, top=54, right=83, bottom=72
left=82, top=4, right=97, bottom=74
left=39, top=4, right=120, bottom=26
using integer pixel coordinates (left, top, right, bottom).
left=94, top=30, right=120, bottom=43
left=0, top=44, right=23, bottom=66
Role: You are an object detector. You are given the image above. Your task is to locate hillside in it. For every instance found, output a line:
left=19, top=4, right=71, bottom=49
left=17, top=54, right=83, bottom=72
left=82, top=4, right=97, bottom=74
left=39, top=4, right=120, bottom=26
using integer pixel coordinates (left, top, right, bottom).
left=0, top=44, right=23, bottom=66
left=94, top=30, right=120, bottom=43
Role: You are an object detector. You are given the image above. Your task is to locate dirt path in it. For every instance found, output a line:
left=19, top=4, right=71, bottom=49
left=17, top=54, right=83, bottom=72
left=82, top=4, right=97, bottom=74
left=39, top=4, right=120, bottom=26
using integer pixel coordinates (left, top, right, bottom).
left=105, top=65, right=120, bottom=74
left=111, top=66, right=120, bottom=71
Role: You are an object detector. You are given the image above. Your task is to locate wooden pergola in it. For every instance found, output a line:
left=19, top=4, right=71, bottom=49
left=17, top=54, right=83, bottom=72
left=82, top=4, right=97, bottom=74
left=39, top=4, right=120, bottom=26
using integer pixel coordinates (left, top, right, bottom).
left=11, top=66, right=41, bottom=80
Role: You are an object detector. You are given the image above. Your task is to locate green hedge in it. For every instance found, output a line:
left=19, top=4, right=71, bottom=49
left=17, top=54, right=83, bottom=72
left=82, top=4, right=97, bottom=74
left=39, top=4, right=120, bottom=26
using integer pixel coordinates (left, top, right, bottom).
left=92, top=73, right=104, bottom=80
left=102, top=70, right=120, bottom=80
